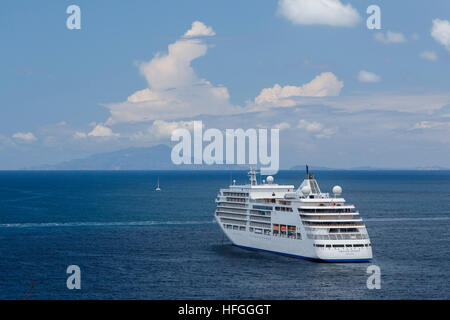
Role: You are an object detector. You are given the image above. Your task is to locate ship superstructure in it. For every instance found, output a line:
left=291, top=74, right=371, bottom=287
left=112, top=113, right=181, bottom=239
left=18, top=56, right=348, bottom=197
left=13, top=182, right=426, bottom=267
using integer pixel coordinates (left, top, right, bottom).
left=214, top=167, right=372, bottom=262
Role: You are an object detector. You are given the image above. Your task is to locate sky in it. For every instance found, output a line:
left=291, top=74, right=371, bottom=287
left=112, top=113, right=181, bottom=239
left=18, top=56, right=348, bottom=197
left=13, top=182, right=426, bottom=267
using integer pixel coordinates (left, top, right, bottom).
left=1, top=0, right=450, bottom=169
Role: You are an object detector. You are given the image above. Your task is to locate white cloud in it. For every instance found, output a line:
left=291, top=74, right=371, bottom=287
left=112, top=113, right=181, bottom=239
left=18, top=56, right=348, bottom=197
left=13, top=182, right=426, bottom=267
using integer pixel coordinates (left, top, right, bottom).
left=419, top=51, right=438, bottom=61
left=0, top=134, right=16, bottom=148
left=73, top=132, right=87, bottom=139
left=129, top=120, right=199, bottom=142
left=297, top=119, right=323, bottom=132
left=309, top=94, right=450, bottom=114
left=357, top=70, right=381, bottom=83
left=431, top=19, right=450, bottom=51
left=315, top=128, right=336, bottom=139
left=126, top=88, right=161, bottom=103
left=184, top=21, right=215, bottom=37
left=277, top=0, right=360, bottom=27
left=254, top=72, right=343, bottom=107
left=105, top=22, right=240, bottom=124
left=148, top=120, right=197, bottom=139
left=411, top=121, right=449, bottom=130
left=12, top=132, right=37, bottom=143
left=374, top=31, right=407, bottom=44
left=273, top=122, right=291, bottom=130
left=88, top=124, right=119, bottom=137
left=297, top=119, right=335, bottom=139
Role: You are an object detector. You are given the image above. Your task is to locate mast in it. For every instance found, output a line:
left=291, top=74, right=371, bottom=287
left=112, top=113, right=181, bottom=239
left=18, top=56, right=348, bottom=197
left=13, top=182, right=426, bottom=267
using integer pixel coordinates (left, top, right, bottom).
left=305, top=164, right=314, bottom=179
left=248, top=167, right=258, bottom=186
left=298, top=164, right=320, bottom=195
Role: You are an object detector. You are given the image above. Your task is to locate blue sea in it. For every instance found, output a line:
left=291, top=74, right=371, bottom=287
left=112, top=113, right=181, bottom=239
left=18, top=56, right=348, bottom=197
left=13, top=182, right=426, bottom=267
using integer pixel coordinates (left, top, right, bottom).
left=0, top=170, right=449, bottom=299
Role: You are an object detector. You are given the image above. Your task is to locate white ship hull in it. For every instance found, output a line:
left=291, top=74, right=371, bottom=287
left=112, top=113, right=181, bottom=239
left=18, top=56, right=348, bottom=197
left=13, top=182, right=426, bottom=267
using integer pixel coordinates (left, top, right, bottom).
left=217, top=219, right=372, bottom=262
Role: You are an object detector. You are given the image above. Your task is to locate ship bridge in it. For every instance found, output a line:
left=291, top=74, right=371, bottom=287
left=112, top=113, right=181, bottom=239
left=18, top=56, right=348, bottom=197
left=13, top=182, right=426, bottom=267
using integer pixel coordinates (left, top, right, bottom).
left=226, top=167, right=294, bottom=200
left=296, top=166, right=328, bottom=199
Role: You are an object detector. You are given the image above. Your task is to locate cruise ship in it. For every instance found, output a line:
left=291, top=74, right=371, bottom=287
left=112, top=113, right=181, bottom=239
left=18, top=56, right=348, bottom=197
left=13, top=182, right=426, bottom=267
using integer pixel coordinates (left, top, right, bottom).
left=214, top=167, right=373, bottom=262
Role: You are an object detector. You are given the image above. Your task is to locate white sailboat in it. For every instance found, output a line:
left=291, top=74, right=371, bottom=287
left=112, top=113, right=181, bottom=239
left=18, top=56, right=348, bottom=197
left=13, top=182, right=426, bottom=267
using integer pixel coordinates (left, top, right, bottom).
left=155, top=177, right=161, bottom=191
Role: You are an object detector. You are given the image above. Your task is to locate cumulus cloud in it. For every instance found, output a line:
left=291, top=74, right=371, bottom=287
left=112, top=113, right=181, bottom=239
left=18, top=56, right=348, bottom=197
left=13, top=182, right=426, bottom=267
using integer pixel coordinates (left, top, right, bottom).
left=310, top=94, right=450, bottom=114
left=431, top=19, right=450, bottom=51
left=73, top=132, right=87, bottom=139
left=151, top=120, right=197, bottom=137
left=297, top=119, right=323, bottom=132
left=297, top=119, right=335, bottom=139
left=0, top=134, right=16, bottom=148
left=88, top=124, right=119, bottom=137
left=357, top=70, right=381, bottom=83
left=277, top=0, right=360, bottom=27
left=374, top=31, right=406, bottom=44
left=131, top=120, right=198, bottom=141
left=315, top=128, right=336, bottom=139
left=419, top=51, right=438, bottom=61
left=254, top=72, right=343, bottom=107
left=184, top=21, right=216, bottom=37
left=272, top=122, right=291, bottom=130
left=105, top=21, right=240, bottom=124
left=411, top=121, right=449, bottom=130
left=12, top=132, right=37, bottom=143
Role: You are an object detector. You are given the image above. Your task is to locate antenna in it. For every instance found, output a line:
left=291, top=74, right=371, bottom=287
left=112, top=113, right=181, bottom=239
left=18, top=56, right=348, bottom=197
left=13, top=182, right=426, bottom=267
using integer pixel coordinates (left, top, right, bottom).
left=305, top=164, right=314, bottom=179
left=248, top=167, right=258, bottom=186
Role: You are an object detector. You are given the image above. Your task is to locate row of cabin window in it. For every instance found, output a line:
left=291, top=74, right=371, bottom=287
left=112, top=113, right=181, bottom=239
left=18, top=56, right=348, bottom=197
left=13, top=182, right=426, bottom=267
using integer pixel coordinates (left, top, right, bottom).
left=224, top=224, right=246, bottom=231
left=225, top=197, right=246, bottom=203
left=223, top=192, right=249, bottom=197
left=249, top=210, right=271, bottom=216
left=299, top=208, right=355, bottom=213
left=313, top=243, right=371, bottom=248
left=307, top=233, right=369, bottom=240
left=223, top=224, right=302, bottom=239
left=275, top=206, right=293, bottom=212
left=272, top=230, right=302, bottom=240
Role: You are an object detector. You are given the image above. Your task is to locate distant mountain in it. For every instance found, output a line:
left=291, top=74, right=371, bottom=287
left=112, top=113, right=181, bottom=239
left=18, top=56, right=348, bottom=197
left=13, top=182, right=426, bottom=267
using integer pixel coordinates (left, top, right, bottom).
left=290, top=165, right=336, bottom=171
left=28, top=144, right=245, bottom=170
left=27, top=145, right=449, bottom=171
left=290, top=165, right=449, bottom=171
left=349, top=165, right=450, bottom=171
left=413, top=166, right=449, bottom=171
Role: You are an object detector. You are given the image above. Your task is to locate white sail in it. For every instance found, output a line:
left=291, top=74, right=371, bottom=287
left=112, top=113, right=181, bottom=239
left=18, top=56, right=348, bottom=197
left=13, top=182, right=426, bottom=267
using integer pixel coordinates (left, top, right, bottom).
left=155, top=177, right=161, bottom=191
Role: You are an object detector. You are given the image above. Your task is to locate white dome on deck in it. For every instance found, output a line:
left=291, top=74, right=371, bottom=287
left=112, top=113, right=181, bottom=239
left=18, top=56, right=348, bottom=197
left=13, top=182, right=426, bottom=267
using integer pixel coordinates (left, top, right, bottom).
left=332, top=185, right=342, bottom=196
left=301, top=185, right=311, bottom=196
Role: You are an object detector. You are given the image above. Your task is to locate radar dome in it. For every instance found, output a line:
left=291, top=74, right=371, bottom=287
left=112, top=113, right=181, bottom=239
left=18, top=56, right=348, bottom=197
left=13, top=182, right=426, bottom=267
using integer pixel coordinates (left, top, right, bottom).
left=301, top=185, right=311, bottom=196
left=266, top=176, right=274, bottom=184
left=332, top=185, right=342, bottom=196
